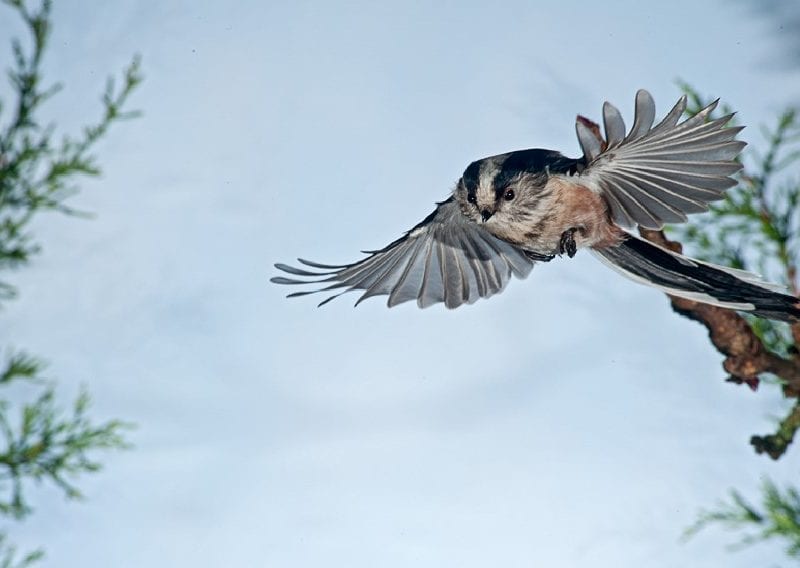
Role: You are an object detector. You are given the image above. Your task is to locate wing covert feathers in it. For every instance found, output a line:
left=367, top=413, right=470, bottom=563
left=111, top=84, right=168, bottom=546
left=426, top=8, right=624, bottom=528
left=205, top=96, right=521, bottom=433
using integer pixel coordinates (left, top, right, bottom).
left=271, top=199, right=534, bottom=309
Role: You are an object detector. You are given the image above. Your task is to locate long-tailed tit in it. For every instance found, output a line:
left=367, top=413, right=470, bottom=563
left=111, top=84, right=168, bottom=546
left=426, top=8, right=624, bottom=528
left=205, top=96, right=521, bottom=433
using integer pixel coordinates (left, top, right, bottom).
left=272, top=90, right=800, bottom=322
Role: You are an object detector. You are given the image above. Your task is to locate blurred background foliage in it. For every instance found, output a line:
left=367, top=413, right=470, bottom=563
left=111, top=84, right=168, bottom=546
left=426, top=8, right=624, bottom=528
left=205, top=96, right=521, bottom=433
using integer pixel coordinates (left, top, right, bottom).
left=672, top=83, right=800, bottom=561
left=687, top=480, right=800, bottom=561
left=1, top=0, right=798, bottom=565
left=0, top=0, right=140, bottom=564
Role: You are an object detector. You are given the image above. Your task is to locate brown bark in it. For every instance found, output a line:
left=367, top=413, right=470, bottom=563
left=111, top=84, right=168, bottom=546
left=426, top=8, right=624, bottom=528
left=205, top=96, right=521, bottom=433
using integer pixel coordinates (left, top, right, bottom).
left=639, top=229, right=800, bottom=458
left=639, top=228, right=800, bottom=390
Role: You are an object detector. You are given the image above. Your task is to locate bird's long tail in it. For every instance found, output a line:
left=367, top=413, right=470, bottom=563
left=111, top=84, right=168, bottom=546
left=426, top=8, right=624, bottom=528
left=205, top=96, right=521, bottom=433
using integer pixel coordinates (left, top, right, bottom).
left=592, top=233, right=800, bottom=322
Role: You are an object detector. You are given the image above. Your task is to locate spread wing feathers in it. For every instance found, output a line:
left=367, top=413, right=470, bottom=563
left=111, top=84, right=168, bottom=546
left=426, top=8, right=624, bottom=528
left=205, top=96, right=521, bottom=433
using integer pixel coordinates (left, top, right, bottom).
left=271, top=198, right=534, bottom=309
left=576, top=89, right=746, bottom=229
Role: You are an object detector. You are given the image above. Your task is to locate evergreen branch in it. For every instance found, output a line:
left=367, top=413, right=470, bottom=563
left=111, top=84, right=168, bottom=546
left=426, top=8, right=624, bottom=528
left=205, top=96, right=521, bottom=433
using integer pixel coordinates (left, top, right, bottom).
left=686, top=480, right=800, bottom=558
left=0, top=533, right=42, bottom=568
left=0, top=361, right=133, bottom=519
left=0, top=0, right=142, bottom=301
left=0, top=1, right=141, bottom=562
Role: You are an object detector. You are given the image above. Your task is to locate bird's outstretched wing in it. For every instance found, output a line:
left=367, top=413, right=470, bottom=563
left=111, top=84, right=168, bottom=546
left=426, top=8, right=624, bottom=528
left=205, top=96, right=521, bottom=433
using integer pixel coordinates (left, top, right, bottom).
left=271, top=197, right=535, bottom=309
left=575, top=89, right=745, bottom=229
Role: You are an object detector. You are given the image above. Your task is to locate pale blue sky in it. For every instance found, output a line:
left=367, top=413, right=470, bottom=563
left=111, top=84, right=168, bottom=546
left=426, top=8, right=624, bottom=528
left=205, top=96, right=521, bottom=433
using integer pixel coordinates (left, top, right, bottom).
left=1, top=1, right=799, bottom=566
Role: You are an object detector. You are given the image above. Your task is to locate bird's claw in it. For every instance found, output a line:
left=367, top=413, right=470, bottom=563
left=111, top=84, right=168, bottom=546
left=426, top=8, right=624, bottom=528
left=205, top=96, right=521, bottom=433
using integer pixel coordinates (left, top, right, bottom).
left=559, top=228, right=578, bottom=258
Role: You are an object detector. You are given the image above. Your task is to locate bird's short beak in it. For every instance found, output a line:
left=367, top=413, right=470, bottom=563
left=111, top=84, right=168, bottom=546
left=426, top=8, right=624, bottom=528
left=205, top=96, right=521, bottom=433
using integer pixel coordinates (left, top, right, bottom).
left=481, top=209, right=493, bottom=222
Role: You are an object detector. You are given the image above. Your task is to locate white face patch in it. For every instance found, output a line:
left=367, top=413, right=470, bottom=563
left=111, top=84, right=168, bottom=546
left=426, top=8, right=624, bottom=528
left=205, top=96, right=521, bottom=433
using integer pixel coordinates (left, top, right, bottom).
left=476, top=155, right=505, bottom=207
left=478, top=157, right=502, bottom=189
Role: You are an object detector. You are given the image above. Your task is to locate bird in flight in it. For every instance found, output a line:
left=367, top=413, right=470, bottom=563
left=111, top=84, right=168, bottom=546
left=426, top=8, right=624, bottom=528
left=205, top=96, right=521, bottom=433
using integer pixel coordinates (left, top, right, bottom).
left=272, top=90, right=800, bottom=322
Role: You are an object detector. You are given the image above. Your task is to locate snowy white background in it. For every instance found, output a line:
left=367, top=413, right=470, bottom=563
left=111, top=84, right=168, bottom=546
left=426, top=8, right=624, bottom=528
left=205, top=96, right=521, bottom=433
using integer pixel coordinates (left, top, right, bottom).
left=1, top=1, right=799, bottom=566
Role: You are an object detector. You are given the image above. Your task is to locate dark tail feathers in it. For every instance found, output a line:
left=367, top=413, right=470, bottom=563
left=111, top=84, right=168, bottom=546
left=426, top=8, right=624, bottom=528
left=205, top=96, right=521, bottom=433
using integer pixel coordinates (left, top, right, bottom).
left=593, top=234, right=800, bottom=323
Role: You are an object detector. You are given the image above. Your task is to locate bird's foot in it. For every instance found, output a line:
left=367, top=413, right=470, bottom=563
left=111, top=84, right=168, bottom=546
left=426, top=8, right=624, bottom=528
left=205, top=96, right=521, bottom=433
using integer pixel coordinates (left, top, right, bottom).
left=559, top=228, right=578, bottom=258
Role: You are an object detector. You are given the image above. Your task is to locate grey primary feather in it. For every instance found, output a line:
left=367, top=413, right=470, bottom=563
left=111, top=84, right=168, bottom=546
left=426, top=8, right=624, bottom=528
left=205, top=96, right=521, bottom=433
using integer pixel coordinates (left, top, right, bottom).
left=576, top=121, right=602, bottom=162
left=625, top=90, right=656, bottom=142
left=603, top=102, right=626, bottom=146
left=579, top=89, right=745, bottom=229
left=271, top=198, right=535, bottom=309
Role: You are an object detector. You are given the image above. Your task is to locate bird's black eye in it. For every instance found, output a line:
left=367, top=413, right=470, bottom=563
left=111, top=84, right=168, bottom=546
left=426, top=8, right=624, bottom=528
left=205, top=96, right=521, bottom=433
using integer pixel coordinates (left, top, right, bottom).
left=504, top=189, right=515, bottom=201
left=467, top=194, right=477, bottom=205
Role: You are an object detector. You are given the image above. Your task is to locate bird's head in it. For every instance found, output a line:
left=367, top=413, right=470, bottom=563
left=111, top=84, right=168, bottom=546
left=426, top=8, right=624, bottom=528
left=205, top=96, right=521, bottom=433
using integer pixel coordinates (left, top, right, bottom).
left=455, top=149, right=576, bottom=228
